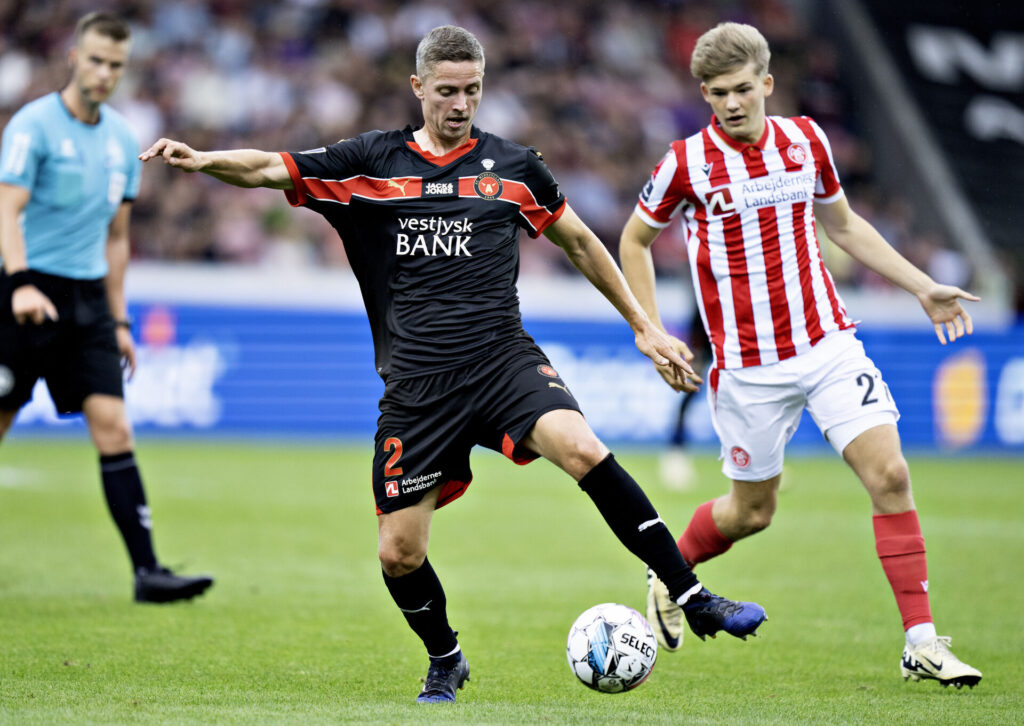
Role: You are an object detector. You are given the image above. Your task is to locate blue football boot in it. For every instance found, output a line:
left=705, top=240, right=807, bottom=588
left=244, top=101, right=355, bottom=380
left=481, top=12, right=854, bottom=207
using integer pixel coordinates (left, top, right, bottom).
left=416, top=651, right=470, bottom=703
left=681, top=587, right=767, bottom=641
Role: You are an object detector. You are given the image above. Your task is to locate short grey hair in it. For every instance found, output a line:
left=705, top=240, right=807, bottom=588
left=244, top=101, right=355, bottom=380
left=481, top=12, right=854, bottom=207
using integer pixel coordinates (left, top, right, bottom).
left=690, top=22, right=770, bottom=81
left=415, top=25, right=485, bottom=79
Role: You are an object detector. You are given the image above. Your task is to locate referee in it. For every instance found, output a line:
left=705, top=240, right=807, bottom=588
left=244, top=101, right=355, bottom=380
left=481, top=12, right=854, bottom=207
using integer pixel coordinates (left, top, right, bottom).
left=0, top=12, right=213, bottom=603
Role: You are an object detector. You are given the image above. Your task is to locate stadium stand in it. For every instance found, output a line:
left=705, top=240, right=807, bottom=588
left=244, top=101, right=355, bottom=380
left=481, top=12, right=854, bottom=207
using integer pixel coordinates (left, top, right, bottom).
left=3, top=0, right=1007, bottom=312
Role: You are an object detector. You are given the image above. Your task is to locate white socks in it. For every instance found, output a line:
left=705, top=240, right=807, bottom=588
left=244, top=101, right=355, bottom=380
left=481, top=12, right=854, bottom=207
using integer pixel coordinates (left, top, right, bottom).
left=906, top=622, right=937, bottom=645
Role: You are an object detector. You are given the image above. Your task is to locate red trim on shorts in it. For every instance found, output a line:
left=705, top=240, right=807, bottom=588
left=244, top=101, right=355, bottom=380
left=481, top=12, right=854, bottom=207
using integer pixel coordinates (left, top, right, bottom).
left=501, top=433, right=539, bottom=465
left=436, top=478, right=472, bottom=509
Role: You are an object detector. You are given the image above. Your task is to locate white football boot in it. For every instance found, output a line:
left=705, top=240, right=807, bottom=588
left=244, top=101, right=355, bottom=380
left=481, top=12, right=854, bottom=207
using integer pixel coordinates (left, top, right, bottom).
left=901, top=636, right=982, bottom=689
left=646, top=567, right=683, bottom=651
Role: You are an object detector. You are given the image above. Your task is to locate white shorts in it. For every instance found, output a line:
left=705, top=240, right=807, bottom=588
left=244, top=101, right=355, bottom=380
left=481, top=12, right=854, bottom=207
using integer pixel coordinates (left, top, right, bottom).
left=708, top=331, right=900, bottom=481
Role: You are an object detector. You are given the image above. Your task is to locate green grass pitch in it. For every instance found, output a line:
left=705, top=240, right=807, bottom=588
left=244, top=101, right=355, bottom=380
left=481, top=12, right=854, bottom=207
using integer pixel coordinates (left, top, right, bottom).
left=1, top=438, right=1021, bottom=724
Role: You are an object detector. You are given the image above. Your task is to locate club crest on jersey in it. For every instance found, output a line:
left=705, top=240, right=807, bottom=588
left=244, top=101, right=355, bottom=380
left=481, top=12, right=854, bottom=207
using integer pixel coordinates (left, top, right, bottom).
left=786, top=143, right=808, bottom=165
left=730, top=446, right=751, bottom=469
left=536, top=364, right=559, bottom=378
left=474, top=172, right=503, bottom=200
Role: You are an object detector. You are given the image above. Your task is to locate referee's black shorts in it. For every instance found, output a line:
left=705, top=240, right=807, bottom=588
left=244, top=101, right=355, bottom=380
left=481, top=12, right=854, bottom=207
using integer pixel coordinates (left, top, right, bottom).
left=0, top=270, right=124, bottom=415
left=372, top=340, right=583, bottom=514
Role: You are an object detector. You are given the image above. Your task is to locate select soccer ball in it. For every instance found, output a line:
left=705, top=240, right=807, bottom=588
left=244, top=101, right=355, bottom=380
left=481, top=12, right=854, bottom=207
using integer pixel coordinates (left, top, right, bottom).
left=566, top=603, right=658, bottom=693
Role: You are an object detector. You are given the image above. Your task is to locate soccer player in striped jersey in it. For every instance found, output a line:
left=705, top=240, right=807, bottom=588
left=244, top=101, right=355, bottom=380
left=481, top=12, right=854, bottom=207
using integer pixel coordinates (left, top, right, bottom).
left=620, top=22, right=981, bottom=688
left=142, top=25, right=767, bottom=704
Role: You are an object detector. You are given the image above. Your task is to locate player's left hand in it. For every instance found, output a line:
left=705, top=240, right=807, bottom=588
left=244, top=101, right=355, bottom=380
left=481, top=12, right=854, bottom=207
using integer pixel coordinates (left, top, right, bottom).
left=139, top=138, right=204, bottom=172
left=116, top=326, right=137, bottom=379
left=635, top=325, right=702, bottom=393
left=917, top=284, right=980, bottom=345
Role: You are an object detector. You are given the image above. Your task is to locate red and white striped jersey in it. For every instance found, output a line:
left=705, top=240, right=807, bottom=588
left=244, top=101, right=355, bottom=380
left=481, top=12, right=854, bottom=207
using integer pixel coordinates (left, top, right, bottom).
left=636, top=114, right=855, bottom=370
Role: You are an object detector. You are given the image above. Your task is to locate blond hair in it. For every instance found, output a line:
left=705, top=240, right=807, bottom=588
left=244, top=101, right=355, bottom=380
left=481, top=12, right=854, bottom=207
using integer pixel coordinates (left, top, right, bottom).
left=690, top=22, right=770, bottom=81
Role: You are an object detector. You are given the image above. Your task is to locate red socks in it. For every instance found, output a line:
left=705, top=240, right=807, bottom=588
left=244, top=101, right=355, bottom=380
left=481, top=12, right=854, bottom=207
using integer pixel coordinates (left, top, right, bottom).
left=873, top=510, right=933, bottom=629
left=676, top=500, right=733, bottom=566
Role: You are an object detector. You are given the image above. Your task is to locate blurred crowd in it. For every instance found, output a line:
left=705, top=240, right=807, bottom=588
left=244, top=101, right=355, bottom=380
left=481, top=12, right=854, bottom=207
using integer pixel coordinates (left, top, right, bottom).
left=0, top=0, right=972, bottom=290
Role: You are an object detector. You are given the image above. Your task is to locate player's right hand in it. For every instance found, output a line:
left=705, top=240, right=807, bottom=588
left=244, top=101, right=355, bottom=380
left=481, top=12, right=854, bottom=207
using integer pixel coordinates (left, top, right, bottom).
left=11, top=285, right=58, bottom=325
left=654, top=334, right=703, bottom=394
left=139, top=138, right=204, bottom=172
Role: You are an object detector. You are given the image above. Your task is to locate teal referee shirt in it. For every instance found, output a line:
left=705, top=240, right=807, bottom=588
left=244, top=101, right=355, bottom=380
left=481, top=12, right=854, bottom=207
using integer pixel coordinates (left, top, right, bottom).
left=0, top=92, right=141, bottom=279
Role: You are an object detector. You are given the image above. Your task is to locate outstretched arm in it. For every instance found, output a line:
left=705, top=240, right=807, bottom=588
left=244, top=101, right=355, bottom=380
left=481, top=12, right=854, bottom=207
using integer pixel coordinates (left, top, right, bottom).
left=544, top=204, right=696, bottom=387
left=620, top=211, right=700, bottom=392
left=139, top=138, right=293, bottom=190
left=815, top=195, right=979, bottom=345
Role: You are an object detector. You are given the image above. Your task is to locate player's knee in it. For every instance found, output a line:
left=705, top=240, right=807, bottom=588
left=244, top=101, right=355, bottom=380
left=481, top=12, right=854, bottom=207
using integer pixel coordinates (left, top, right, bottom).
left=91, top=418, right=134, bottom=453
left=378, top=540, right=427, bottom=577
left=561, top=437, right=610, bottom=480
left=871, top=455, right=912, bottom=500
left=735, top=500, right=776, bottom=537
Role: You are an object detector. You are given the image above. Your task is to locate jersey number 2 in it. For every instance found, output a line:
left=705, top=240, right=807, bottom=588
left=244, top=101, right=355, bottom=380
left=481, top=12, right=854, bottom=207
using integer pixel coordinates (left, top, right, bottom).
left=856, top=373, right=889, bottom=406
left=384, top=437, right=404, bottom=477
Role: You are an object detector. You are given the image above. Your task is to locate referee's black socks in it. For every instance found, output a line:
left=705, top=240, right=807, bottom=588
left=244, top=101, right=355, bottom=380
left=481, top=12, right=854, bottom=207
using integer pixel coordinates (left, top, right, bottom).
left=99, top=451, right=158, bottom=572
left=578, top=453, right=700, bottom=601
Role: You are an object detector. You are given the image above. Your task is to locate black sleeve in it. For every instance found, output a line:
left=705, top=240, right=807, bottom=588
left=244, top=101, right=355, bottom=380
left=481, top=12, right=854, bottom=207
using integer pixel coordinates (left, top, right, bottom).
left=523, top=146, right=564, bottom=213
left=515, top=146, right=567, bottom=237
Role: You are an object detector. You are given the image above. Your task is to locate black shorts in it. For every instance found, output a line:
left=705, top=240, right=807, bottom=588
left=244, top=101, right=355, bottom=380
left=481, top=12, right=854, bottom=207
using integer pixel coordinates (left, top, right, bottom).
left=372, top=341, right=583, bottom=514
left=0, top=270, right=123, bottom=415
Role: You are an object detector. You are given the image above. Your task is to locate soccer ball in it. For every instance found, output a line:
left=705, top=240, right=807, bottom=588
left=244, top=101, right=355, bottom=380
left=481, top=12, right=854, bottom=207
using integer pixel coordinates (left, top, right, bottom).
left=566, top=603, right=658, bottom=693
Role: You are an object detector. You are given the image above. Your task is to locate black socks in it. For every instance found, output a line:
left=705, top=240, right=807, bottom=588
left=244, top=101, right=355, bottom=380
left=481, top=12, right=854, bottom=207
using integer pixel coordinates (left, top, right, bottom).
left=382, top=557, right=459, bottom=658
left=99, top=451, right=158, bottom=571
left=577, top=453, right=700, bottom=601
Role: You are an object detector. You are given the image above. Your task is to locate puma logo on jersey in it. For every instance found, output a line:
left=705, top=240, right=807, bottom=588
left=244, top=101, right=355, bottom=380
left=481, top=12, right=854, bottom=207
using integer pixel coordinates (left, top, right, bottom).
left=387, top=178, right=411, bottom=194
left=548, top=381, right=571, bottom=396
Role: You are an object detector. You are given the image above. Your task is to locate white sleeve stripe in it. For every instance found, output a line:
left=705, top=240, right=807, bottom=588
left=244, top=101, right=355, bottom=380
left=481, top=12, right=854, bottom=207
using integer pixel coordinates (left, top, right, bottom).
left=634, top=204, right=670, bottom=229
left=2, top=132, right=32, bottom=176
left=815, top=189, right=845, bottom=204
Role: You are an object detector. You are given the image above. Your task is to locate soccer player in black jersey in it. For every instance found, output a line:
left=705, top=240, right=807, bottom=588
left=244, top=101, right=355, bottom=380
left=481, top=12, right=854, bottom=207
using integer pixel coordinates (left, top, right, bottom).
left=142, top=25, right=766, bottom=703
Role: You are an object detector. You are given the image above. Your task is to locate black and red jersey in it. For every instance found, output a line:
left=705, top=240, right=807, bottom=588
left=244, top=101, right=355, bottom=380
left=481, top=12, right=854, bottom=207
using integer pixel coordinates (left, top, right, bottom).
left=281, top=125, right=566, bottom=381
